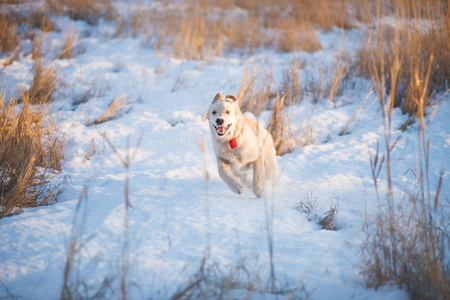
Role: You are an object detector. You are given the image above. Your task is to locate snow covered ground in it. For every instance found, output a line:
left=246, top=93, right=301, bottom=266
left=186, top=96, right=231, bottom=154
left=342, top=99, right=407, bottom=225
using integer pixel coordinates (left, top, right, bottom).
left=0, top=7, right=449, bottom=300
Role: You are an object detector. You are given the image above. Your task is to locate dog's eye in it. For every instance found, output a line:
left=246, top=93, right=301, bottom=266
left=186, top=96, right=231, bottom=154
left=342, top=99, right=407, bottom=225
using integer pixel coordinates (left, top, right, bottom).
left=212, top=111, right=216, bottom=115
left=226, top=110, right=230, bottom=114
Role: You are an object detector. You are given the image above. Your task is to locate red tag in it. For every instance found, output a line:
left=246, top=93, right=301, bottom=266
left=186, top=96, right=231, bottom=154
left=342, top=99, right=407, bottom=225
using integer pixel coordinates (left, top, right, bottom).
left=229, top=138, right=237, bottom=149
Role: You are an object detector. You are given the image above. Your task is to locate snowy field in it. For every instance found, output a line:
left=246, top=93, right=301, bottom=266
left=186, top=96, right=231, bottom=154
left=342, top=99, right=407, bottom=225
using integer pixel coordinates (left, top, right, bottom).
left=0, top=3, right=449, bottom=300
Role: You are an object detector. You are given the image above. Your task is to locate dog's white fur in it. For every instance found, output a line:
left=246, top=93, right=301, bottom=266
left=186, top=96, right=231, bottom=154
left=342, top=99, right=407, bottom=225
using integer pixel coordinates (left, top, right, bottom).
left=207, top=93, right=278, bottom=198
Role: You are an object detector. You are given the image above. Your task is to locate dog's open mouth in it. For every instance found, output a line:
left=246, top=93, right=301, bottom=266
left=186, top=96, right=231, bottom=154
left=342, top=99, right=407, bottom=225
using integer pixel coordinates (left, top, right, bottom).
left=213, top=124, right=231, bottom=136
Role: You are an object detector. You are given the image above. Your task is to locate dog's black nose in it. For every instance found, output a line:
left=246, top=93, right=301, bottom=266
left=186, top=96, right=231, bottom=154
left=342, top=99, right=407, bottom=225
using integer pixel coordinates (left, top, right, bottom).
left=216, top=118, right=224, bottom=125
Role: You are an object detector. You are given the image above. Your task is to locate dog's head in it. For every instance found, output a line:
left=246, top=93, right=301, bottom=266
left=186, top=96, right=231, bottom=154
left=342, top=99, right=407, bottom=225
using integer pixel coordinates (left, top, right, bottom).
left=208, top=93, right=242, bottom=140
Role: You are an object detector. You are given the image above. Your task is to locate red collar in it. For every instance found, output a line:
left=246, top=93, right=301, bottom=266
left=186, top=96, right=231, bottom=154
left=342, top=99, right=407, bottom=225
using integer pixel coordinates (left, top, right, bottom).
left=229, top=126, right=243, bottom=149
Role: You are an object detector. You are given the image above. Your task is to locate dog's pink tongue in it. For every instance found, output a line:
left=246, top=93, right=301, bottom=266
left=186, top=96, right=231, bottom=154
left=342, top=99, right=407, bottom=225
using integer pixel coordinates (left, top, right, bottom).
left=216, top=126, right=225, bottom=134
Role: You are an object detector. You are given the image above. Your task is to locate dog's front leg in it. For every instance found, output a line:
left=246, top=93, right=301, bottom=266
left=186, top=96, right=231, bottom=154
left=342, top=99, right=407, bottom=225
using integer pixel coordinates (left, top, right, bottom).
left=252, top=156, right=264, bottom=198
left=217, top=159, right=243, bottom=195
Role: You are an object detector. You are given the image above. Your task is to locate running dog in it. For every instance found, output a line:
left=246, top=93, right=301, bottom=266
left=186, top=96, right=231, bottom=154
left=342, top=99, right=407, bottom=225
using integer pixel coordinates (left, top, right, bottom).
left=207, top=93, right=278, bottom=198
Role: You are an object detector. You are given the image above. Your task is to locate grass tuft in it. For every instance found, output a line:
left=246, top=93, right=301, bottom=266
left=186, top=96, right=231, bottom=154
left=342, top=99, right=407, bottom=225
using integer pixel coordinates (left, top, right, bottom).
left=22, top=57, right=58, bottom=105
left=0, top=85, right=65, bottom=218
left=294, top=192, right=318, bottom=222
left=318, top=200, right=339, bottom=231
left=86, top=94, right=131, bottom=126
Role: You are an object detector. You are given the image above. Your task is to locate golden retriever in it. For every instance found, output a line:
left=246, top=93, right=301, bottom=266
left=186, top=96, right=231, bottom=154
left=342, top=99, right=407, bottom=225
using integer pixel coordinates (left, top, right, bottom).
left=207, top=93, right=278, bottom=198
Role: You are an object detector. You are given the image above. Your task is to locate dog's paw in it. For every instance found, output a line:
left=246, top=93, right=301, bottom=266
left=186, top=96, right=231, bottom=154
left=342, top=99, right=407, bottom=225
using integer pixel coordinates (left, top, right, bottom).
left=254, top=190, right=264, bottom=198
left=230, top=182, right=243, bottom=195
left=252, top=185, right=264, bottom=198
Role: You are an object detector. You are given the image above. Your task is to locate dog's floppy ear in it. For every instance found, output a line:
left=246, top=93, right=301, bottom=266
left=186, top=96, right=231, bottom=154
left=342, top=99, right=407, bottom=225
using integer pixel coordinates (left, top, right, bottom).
left=212, top=93, right=223, bottom=103
left=225, top=94, right=238, bottom=103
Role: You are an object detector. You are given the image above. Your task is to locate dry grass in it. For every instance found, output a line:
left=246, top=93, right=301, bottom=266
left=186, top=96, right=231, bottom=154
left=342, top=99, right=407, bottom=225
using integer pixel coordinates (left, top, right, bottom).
left=295, top=193, right=341, bottom=231
left=46, top=0, right=114, bottom=25
left=2, top=47, right=21, bottom=67
left=0, top=10, right=19, bottom=53
left=61, top=138, right=140, bottom=300
left=170, top=257, right=253, bottom=300
left=86, top=94, right=131, bottom=126
left=281, top=58, right=306, bottom=105
left=279, top=55, right=354, bottom=106
left=0, top=85, right=65, bottom=218
left=361, top=197, right=450, bottom=299
left=357, top=0, right=450, bottom=115
left=237, top=59, right=327, bottom=155
left=0, top=5, right=58, bottom=57
left=130, top=0, right=360, bottom=60
left=360, top=31, right=450, bottom=299
left=299, top=32, right=322, bottom=53
left=318, top=200, right=339, bottom=231
left=267, top=93, right=320, bottom=156
left=16, top=33, right=59, bottom=105
left=72, top=85, right=98, bottom=108
left=294, top=192, right=318, bottom=222
left=303, top=60, right=353, bottom=104
left=28, top=9, right=58, bottom=32
left=59, top=28, right=82, bottom=59
left=60, top=187, right=116, bottom=300
left=170, top=255, right=311, bottom=300
left=237, top=63, right=275, bottom=115
left=21, top=57, right=58, bottom=105
left=237, top=60, right=322, bottom=156
left=152, top=7, right=223, bottom=61
left=113, top=15, right=125, bottom=38
left=114, top=11, right=147, bottom=39
left=327, top=53, right=352, bottom=102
